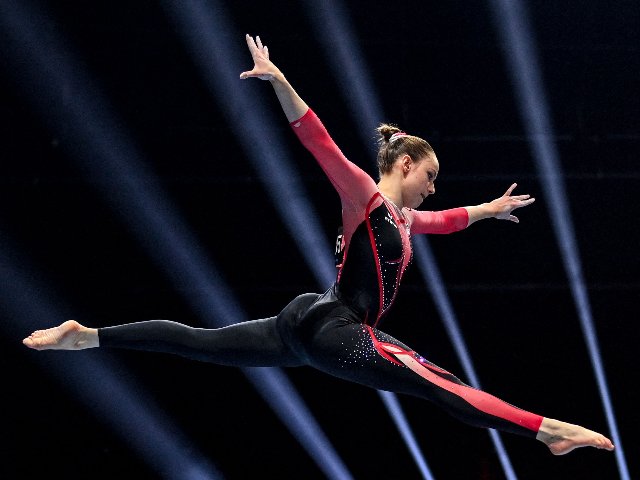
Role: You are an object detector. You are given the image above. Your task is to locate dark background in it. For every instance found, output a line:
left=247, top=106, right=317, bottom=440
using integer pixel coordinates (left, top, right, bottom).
left=1, top=1, right=638, bottom=479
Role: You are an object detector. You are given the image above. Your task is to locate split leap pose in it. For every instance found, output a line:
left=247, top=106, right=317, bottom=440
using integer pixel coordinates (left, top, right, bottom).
left=24, top=35, right=614, bottom=456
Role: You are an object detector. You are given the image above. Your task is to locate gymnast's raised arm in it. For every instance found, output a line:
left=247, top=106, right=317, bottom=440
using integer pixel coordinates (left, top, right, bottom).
left=239, top=34, right=308, bottom=122
left=240, top=34, right=377, bottom=208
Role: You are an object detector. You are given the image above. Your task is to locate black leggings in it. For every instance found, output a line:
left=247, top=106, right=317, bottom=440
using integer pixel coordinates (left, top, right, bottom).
left=99, top=289, right=543, bottom=437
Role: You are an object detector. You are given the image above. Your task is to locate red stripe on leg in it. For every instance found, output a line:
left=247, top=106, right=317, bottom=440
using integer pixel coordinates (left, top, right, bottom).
left=365, top=325, right=403, bottom=366
left=392, top=352, right=543, bottom=432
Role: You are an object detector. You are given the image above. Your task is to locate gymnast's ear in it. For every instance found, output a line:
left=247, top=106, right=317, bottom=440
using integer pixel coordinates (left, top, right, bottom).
left=401, top=154, right=412, bottom=173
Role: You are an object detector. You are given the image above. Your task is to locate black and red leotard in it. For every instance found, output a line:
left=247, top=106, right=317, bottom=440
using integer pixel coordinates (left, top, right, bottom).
left=99, top=109, right=543, bottom=438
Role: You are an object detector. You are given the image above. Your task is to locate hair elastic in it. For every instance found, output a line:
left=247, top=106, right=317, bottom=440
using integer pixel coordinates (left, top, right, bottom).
left=389, top=131, right=408, bottom=142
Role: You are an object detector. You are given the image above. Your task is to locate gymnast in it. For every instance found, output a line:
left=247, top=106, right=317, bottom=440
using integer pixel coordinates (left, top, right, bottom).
left=24, top=34, right=614, bottom=456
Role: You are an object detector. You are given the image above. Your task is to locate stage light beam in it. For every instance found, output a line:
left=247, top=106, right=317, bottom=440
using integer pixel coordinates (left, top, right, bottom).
left=487, top=1, right=628, bottom=478
left=161, top=1, right=436, bottom=477
left=0, top=233, right=222, bottom=480
left=303, top=1, right=519, bottom=478
left=0, top=2, right=351, bottom=479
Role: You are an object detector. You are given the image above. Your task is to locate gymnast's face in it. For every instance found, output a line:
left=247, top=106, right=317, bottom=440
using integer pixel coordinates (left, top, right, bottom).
left=401, top=154, right=439, bottom=208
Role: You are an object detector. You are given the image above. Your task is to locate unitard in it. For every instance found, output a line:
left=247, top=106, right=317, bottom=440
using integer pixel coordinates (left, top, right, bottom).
left=100, top=109, right=543, bottom=438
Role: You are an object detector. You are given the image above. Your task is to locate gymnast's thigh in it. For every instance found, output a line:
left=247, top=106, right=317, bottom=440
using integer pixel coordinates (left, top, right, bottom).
left=302, top=321, right=409, bottom=389
left=302, top=321, right=543, bottom=437
left=302, top=320, right=464, bottom=395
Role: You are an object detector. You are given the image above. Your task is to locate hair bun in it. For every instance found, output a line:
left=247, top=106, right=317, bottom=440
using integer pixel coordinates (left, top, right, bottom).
left=377, top=123, right=403, bottom=143
left=375, top=123, right=434, bottom=176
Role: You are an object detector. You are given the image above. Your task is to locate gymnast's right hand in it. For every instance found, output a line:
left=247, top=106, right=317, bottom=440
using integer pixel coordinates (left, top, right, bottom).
left=240, top=34, right=281, bottom=81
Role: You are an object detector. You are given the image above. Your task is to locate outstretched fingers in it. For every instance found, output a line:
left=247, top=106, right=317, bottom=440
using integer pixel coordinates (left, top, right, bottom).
left=510, top=194, right=531, bottom=201
left=245, top=33, right=258, bottom=52
left=503, top=183, right=534, bottom=201
left=511, top=196, right=536, bottom=209
left=255, top=35, right=269, bottom=60
left=503, top=182, right=518, bottom=197
left=240, top=34, right=274, bottom=80
left=490, top=183, right=536, bottom=222
left=247, top=34, right=266, bottom=57
left=503, top=183, right=535, bottom=213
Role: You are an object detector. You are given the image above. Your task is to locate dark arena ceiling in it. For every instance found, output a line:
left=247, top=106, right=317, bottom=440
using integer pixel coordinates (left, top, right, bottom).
left=1, top=1, right=638, bottom=479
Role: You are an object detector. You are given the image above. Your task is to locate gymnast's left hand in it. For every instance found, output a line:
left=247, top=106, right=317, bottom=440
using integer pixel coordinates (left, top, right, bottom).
left=239, top=34, right=281, bottom=81
left=488, top=183, right=535, bottom=223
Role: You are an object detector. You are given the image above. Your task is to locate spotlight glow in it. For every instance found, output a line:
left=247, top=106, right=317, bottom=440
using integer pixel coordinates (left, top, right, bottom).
left=412, top=236, right=517, bottom=480
left=0, top=233, right=222, bottom=480
left=378, top=390, right=436, bottom=480
left=488, top=1, right=628, bottom=478
left=0, top=1, right=351, bottom=478
left=303, top=1, right=518, bottom=477
left=162, top=0, right=336, bottom=288
left=165, top=0, right=436, bottom=474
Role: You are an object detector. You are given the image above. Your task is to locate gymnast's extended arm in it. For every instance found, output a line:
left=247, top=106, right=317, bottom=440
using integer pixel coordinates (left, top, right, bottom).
left=239, top=34, right=307, bottom=122
left=239, top=34, right=377, bottom=209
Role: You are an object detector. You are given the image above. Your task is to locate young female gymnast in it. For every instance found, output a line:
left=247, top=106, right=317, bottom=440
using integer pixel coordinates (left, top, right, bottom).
left=24, top=34, right=614, bottom=456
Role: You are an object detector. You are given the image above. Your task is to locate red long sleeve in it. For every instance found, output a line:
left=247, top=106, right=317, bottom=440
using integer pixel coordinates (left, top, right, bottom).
left=407, top=207, right=469, bottom=234
left=290, top=109, right=377, bottom=210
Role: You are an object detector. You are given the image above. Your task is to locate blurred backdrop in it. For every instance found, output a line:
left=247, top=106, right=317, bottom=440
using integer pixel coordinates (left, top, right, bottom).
left=1, top=1, right=638, bottom=479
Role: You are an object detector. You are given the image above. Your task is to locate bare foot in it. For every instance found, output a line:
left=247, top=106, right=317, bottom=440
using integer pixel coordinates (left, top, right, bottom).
left=23, top=320, right=99, bottom=350
left=537, top=417, right=615, bottom=455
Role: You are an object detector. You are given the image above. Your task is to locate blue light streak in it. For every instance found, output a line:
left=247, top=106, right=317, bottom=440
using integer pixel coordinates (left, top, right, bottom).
left=302, top=0, right=383, bottom=160
left=0, top=1, right=351, bottom=478
left=162, top=0, right=335, bottom=288
left=303, top=1, right=518, bottom=477
left=378, top=390, right=436, bottom=480
left=0, top=233, right=222, bottom=480
left=487, top=1, right=628, bottom=478
left=412, top=236, right=517, bottom=479
left=164, top=0, right=435, bottom=475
